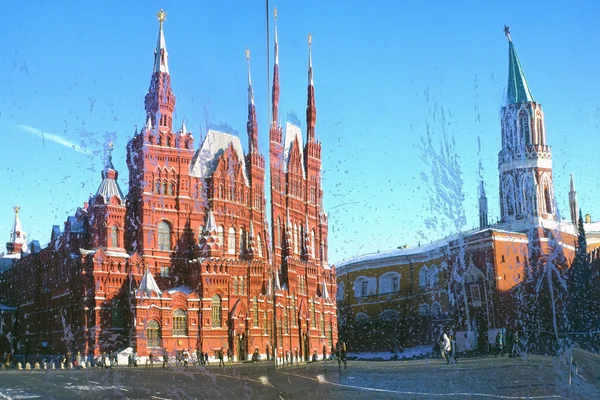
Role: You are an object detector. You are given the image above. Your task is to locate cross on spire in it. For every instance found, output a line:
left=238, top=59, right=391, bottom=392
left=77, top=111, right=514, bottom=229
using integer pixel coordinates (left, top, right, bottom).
left=157, top=9, right=167, bottom=26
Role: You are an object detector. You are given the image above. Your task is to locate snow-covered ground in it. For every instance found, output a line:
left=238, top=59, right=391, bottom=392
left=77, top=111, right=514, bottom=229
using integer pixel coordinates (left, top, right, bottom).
left=348, top=345, right=433, bottom=360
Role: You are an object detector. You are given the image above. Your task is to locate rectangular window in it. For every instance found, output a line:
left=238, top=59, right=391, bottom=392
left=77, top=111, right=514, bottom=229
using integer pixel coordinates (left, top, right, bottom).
left=391, top=276, right=399, bottom=292
left=471, top=284, right=482, bottom=307
left=160, top=266, right=169, bottom=277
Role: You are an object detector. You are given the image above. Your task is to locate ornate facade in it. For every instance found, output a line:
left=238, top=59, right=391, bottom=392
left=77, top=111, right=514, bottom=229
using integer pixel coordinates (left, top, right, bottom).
left=0, top=9, right=336, bottom=362
left=336, top=29, right=600, bottom=354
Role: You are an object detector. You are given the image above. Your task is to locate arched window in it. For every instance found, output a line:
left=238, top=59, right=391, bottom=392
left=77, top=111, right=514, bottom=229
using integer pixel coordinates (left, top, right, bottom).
left=211, top=295, right=222, bottom=327
left=353, top=277, right=371, bottom=298
left=147, top=320, right=161, bottom=347
left=320, top=313, right=325, bottom=336
left=157, top=221, right=171, bottom=251
left=431, top=302, right=442, bottom=316
left=239, top=228, right=246, bottom=255
left=379, top=309, right=399, bottom=322
left=293, top=224, right=298, bottom=254
left=544, top=184, right=553, bottom=214
left=233, top=277, right=238, bottom=294
left=519, top=112, right=530, bottom=145
left=310, top=300, right=316, bottom=328
left=311, top=230, right=316, bottom=259
left=337, top=281, right=345, bottom=301
left=168, top=181, right=175, bottom=196
left=257, top=234, right=263, bottom=257
left=276, top=217, right=281, bottom=247
left=228, top=227, right=236, bottom=255
left=419, top=267, right=429, bottom=288
left=173, top=309, right=187, bottom=336
left=537, top=118, right=544, bottom=144
left=355, top=312, right=369, bottom=324
left=379, top=272, right=400, bottom=294
left=110, top=225, right=118, bottom=248
left=219, top=185, right=224, bottom=199
left=418, top=304, right=430, bottom=316
left=217, top=226, right=224, bottom=247
left=503, top=176, right=517, bottom=218
left=291, top=296, right=297, bottom=327
left=166, top=136, right=171, bottom=147
left=161, top=181, right=167, bottom=196
left=284, top=307, right=289, bottom=334
left=262, top=309, right=268, bottom=335
left=240, top=276, right=245, bottom=295
left=253, top=297, right=259, bottom=327
left=112, top=299, right=123, bottom=328
left=429, top=265, right=439, bottom=287
left=155, top=180, right=161, bottom=194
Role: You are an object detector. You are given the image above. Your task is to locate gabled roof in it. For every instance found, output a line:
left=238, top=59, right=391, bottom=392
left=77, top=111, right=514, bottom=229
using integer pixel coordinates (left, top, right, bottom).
left=189, top=129, right=249, bottom=186
left=283, top=122, right=306, bottom=178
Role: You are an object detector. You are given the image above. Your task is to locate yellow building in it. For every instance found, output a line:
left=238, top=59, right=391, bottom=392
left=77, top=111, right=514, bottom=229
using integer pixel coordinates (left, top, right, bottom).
left=335, top=239, right=452, bottom=354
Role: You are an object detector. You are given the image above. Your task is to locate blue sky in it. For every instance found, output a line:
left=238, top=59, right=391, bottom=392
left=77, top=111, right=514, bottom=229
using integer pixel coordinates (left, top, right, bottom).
left=1, top=1, right=599, bottom=264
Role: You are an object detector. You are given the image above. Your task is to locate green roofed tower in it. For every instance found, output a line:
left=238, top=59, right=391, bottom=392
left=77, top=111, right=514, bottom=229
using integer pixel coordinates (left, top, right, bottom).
left=498, top=26, right=555, bottom=224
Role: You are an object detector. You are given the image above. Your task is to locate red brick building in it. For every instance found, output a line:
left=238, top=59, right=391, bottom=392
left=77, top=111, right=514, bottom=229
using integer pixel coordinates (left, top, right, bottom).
left=0, top=9, right=336, bottom=362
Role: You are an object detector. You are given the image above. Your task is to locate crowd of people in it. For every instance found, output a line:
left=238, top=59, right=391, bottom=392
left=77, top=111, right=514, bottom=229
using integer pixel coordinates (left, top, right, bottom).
left=437, top=327, right=521, bottom=363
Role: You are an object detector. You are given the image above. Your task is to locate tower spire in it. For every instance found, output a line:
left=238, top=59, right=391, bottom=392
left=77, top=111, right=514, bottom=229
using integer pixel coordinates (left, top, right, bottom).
left=144, top=8, right=176, bottom=132
left=154, top=9, right=169, bottom=74
left=306, top=33, right=316, bottom=142
left=569, top=174, right=579, bottom=227
left=246, top=48, right=258, bottom=152
left=504, top=26, right=535, bottom=105
left=478, top=179, right=489, bottom=229
left=8, top=205, right=28, bottom=254
left=96, top=141, right=124, bottom=202
left=271, top=7, right=280, bottom=126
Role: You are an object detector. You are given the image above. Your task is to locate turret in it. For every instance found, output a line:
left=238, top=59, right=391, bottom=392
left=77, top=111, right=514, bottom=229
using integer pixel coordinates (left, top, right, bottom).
left=6, top=205, right=28, bottom=255
left=498, top=26, right=554, bottom=223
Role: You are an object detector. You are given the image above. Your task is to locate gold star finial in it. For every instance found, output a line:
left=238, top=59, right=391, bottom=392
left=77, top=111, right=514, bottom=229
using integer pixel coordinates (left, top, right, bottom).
left=157, top=9, right=167, bottom=26
left=246, top=48, right=250, bottom=61
left=503, top=25, right=511, bottom=41
left=13, top=205, right=20, bottom=215
left=308, top=33, right=312, bottom=45
left=274, top=7, right=277, bottom=19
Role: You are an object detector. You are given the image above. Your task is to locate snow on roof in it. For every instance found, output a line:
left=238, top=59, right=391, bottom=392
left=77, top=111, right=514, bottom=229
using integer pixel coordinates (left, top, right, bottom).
left=67, top=216, right=85, bottom=233
left=10, top=209, right=28, bottom=252
left=138, top=269, right=162, bottom=295
left=283, top=121, right=306, bottom=178
left=166, top=285, right=193, bottom=295
left=189, top=129, right=249, bottom=186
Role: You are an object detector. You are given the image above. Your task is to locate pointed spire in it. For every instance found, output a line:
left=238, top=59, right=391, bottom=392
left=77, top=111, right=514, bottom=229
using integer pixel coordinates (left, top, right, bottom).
left=271, top=7, right=280, bottom=126
left=138, top=267, right=162, bottom=296
left=274, top=265, right=282, bottom=290
left=8, top=205, right=28, bottom=254
left=478, top=179, right=488, bottom=229
left=199, top=210, right=221, bottom=256
left=504, top=26, right=535, bottom=105
left=154, top=9, right=169, bottom=74
left=97, top=141, right=124, bottom=202
left=569, top=174, right=579, bottom=227
left=246, top=48, right=258, bottom=152
left=322, top=275, right=330, bottom=300
left=247, top=219, right=257, bottom=258
left=181, top=121, right=187, bottom=136
left=306, top=33, right=316, bottom=142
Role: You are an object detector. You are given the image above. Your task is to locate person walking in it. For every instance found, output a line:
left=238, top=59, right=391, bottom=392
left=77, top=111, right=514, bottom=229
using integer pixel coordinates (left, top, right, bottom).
left=205, top=352, right=209, bottom=365
left=442, top=330, right=452, bottom=364
left=226, top=348, right=233, bottom=367
left=162, top=349, right=168, bottom=368
left=218, top=348, right=225, bottom=368
left=495, top=330, right=504, bottom=357
left=510, top=329, right=519, bottom=357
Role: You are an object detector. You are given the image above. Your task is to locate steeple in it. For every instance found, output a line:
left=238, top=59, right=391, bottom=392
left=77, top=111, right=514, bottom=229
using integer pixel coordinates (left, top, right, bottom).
left=306, top=33, right=316, bottom=142
left=478, top=179, right=489, bottom=229
left=7, top=205, right=28, bottom=255
left=504, top=26, right=535, bottom=105
left=569, top=174, right=579, bottom=227
left=154, top=9, right=169, bottom=75
left=246, top=48, right=258, bottom=152
left=96, top=142, right=124, bottom=202
left=272, top=7, right=280, bottom=126
left=144, top=9, right=176, bottom=133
